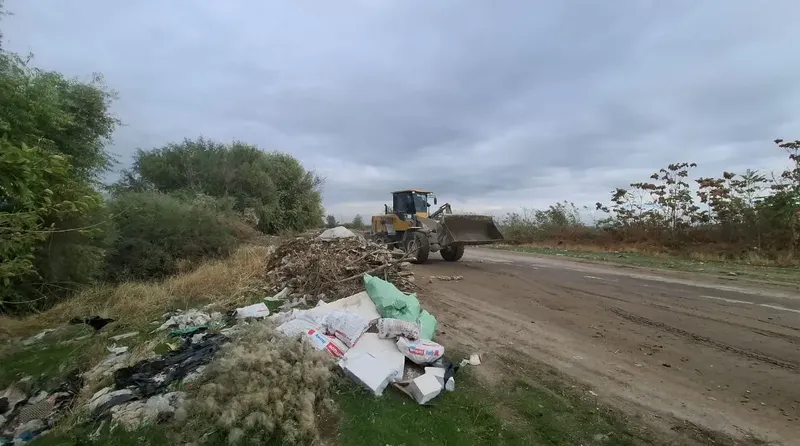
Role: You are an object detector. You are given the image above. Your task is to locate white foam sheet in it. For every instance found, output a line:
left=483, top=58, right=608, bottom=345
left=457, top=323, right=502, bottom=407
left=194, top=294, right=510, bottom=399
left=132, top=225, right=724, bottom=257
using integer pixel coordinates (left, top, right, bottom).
left=308, top=291, right=380, bottom=321
left=338, top=333, right=406, bottom=395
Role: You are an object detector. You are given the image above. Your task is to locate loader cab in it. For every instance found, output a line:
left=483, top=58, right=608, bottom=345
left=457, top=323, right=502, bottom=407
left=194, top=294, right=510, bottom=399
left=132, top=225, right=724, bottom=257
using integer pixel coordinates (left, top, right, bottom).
left=392, top=190, right=436, bottom=219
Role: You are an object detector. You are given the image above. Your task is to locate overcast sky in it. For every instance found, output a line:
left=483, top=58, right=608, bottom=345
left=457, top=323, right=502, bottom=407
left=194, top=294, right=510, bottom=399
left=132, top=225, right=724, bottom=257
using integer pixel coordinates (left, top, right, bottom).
left=3, top=1, right=799, bottom=221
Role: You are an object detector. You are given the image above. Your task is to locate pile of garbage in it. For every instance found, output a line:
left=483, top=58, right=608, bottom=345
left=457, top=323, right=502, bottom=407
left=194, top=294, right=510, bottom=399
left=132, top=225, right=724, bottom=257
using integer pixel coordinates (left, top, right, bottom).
left=0, top=374, right=82, bottom=444
left=266, top=232, right=416, bottom=304
left=271, top=273, right=468, bottom=405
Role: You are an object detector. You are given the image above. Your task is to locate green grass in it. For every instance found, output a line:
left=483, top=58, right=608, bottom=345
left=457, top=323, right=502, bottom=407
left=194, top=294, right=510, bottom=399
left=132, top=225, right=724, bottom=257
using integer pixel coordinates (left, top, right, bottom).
left=494, top=245, right=800, bottom=287
left=0, top=325, right=100, bottom=390
left=334, top=366, right=656, bottom=446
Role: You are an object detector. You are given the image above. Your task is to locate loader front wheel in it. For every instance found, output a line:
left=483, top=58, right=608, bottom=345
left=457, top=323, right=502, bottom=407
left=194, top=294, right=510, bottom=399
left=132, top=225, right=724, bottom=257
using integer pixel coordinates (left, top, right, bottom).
left=440, top=244, right=465, bottom=262
left=405, top=231, right=430, bottom=264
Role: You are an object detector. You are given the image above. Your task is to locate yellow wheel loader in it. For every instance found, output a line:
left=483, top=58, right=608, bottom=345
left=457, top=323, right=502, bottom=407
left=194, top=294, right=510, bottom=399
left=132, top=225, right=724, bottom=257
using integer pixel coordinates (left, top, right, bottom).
left=369, top=189, right=504, bottom=263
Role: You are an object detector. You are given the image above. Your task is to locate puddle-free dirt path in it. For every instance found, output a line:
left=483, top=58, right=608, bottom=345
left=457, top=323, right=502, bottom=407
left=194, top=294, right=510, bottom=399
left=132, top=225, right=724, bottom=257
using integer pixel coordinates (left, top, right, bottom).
left=416, top=248, right=800, bottom=444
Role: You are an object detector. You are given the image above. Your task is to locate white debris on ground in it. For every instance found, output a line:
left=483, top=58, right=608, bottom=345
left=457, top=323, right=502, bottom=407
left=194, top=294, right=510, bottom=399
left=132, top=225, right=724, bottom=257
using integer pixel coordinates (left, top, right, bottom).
left=21, top=329, right=56, bottom=346
left=156, top=309, right=224, bottom=331
left=109, top=331, right=139, bottom=341
left=317, top=225, right=357, bottom=240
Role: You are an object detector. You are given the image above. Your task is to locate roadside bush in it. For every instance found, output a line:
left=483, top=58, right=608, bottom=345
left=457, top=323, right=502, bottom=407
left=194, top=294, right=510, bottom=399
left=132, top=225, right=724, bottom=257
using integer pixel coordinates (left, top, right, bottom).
left=116, top=138, right=325, bottom=234
left=104, top=192, right=255, bottom=281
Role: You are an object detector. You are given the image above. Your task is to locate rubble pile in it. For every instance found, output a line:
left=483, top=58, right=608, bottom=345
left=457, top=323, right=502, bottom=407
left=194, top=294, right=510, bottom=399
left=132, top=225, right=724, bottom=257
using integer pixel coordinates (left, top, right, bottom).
left=266, top=235, right=416, bottom=303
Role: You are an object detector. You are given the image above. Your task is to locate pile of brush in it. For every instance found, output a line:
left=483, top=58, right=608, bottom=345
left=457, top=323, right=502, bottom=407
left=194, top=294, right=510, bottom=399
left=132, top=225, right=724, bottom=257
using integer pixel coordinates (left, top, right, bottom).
left=266, top=235, right=416, bottom=303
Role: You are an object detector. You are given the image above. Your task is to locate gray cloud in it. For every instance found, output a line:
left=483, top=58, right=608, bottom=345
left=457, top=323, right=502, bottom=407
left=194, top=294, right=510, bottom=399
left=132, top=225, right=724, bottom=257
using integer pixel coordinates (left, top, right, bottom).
left=3, top=0, right=799, bottom=220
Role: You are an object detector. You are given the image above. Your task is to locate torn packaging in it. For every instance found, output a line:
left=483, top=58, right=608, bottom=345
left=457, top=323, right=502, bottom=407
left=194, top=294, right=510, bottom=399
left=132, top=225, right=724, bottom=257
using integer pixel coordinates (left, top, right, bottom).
left=320, top=310, right=369, bottom=348
left=114, top=334, right=226, bottom=397
left=305, top=328, right=346, bottom=358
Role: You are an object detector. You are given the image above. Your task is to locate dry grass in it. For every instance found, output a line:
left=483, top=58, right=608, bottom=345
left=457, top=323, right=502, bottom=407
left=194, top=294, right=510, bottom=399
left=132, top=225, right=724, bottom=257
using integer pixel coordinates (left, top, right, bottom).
left=0, top=245, right=272, bottom=340
left=186, top=323, right=336, bottom=445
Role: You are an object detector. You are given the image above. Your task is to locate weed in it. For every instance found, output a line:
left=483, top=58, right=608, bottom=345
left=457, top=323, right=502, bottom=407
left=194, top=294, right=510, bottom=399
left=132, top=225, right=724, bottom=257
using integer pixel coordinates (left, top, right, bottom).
left=185, top=323, right=336, bottom=445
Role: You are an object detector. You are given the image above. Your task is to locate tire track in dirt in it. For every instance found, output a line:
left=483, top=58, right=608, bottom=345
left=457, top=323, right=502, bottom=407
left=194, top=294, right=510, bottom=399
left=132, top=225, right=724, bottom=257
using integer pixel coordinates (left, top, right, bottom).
left=605, top=306, right=800, bottom=371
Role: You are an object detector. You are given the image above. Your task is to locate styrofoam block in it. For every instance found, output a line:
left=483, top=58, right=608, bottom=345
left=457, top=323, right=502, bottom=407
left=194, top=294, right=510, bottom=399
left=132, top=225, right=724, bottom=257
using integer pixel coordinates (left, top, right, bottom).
left=339, top=333, right=406, bottom=395
left=424, top=367, right=446, bottom=387
left=410, top=372, right=441, bottom=404
left=309, top=291, right=380, bottom=321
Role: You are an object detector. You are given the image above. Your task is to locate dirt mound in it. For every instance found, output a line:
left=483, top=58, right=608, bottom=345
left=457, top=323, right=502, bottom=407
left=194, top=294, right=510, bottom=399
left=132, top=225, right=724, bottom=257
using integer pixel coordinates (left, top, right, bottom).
left=266, top=236, right=416, bottom=302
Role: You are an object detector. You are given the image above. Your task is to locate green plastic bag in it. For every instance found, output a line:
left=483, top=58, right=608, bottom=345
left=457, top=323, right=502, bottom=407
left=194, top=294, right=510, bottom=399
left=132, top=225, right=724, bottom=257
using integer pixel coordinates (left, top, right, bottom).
left=417, top=310, right=437, bottom=340
left=364, top=274, right=421, bottom=322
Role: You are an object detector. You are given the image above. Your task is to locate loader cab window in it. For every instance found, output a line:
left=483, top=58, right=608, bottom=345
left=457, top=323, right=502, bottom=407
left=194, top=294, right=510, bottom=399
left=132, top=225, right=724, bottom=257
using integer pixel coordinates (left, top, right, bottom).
left=393, top=192, right=429, bottom=216
left=412, top=193, right=429, bottom=213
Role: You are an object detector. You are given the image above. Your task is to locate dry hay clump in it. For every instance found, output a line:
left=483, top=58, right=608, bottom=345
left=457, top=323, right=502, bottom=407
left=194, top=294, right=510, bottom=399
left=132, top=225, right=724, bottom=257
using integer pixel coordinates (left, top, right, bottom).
left=266, top=235, right=416, bottom=302
left=190, top=323, right=336, bottom=445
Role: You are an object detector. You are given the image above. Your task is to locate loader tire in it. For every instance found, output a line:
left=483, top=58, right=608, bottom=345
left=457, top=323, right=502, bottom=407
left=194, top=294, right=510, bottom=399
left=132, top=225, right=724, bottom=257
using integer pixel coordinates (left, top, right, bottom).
left=405, top=231, right=430, bottom=264
left=440, top=244, right=465, bottom=262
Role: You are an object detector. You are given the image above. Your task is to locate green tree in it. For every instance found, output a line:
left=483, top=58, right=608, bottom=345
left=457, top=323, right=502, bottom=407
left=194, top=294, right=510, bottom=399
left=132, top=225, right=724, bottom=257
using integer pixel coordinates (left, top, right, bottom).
left=117, top=138, right=324, bottom=234
left=0, top=41, right=117, bottom=312
left=351, top=214, right=364, bottom=229
left=326, top=215, right=337, bottom=228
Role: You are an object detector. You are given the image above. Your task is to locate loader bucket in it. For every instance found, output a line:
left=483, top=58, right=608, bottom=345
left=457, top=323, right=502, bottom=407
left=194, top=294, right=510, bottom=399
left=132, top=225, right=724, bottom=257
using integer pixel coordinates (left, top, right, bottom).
left=439, top=214, right=504, bottom=246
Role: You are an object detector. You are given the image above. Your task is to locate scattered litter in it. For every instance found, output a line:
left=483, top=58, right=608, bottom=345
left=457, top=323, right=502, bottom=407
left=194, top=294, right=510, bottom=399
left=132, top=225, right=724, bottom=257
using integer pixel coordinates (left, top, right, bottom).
left=87, top=388, right=135, bottom=414
left=264, top=287, right=291, bottom=302
left=445, top=377, right=455, bottom=391
left=308, top=291, right=380, bottom=321
left=276, top=311, right=320, bottom=337
left=321, top=310, right=369, bottom=348
left=424, top=367, right=446, bottom=387
left=279, top=295, right=307, bottom=311
left=459, top=353, right=482, bottom=367
left=409, top=372, right=442, bottom=404
left=377, top=318, right=420, bottom=340
left=396, top=338, right=444, bottom=365
left=69, top=316, right=114, bottom=331
left=169, top=326, right=205, bottom=337
left=304, top=328, right=346, bottom=358
left=109, top=331, right=139, bottom=342
left=106, top=345, right=129, bottom=355
left=114, top=334, right=226, bottom=397
left=234, top=302, right=270, bottom=319
left=339, top=333, right=405, bottom=395
left=417, top=310, right=437, bottom=340
left=318, top=226, right=357, bottom=240
left=21, top=330, right=55, bottom=346
left=109, top=392, right=186, bottom=430
left=365, top=274, right=437, bottom=339
left=429, top=275, right=463, bottom=281
left=83, top=352, right=131, bottom=383
left=157, top=309, right=220, bottom=331
left=589, top=390, right=598, bottom=397
left=365, top=274, right=421, bottom=322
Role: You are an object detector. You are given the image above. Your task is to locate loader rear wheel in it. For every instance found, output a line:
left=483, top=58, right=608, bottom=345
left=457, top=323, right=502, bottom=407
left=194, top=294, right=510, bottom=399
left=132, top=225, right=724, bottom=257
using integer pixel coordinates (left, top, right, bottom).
left=440, top=244, right=465, bottom=262
left=404, top=231, right=430, bottom=264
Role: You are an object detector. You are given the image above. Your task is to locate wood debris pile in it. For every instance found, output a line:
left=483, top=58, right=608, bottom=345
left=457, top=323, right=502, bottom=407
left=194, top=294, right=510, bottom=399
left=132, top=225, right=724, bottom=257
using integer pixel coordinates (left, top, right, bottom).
left=266, top=235, right=416, bottom=303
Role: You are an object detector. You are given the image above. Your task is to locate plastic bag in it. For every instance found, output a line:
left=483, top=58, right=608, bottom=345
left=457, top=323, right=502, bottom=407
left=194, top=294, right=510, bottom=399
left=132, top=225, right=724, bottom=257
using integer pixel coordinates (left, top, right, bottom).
left=321, top=311, right=369, bottom=348
left=377, top=318, right=420, bottom=340
left=364, top=274, right=421, bottom=322
left=396, top=337, right=445, bottom=365
left=417, top=310, right=437, bottom=340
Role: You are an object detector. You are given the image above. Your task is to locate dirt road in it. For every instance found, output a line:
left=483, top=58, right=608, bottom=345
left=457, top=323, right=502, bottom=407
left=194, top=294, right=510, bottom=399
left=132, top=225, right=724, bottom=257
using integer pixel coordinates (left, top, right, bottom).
left=416, top=248, right=800, bottom=445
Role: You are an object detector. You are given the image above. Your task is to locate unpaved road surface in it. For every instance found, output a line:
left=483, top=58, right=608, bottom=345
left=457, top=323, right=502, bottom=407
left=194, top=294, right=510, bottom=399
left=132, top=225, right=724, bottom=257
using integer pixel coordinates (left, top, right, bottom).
left=416, top=248, right=800, bottom=444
